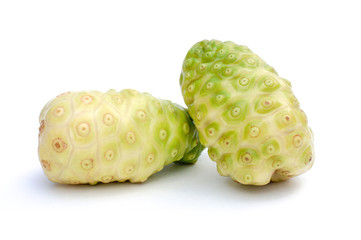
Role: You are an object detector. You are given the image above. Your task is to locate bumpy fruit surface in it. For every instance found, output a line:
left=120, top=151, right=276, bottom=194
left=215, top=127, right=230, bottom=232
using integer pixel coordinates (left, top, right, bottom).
left=180, top=40, right=314, bottom=185
left=38, top=89, right=204, bottom=184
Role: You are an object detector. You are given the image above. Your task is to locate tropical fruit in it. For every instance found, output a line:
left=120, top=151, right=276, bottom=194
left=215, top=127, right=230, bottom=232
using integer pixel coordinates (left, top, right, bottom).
left=38, top=89, right=204, bottom=184
left=179, top=39, right=314, bottom=185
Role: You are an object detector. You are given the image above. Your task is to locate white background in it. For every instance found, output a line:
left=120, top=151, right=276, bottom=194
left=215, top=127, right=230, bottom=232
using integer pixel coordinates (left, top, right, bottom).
left=1, top=0, right=360, bottom=239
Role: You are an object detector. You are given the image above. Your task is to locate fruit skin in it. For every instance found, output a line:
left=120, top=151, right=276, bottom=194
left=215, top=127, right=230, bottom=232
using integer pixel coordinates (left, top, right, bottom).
left=38, top=89, right=204, bottom=184
left=179, top=39, right=314, bottom=185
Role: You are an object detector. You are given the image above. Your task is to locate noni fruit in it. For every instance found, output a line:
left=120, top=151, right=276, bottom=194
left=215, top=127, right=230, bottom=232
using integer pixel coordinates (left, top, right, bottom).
left=179, top=40, right=314, bottom=185
left=38, top=89, right=204, bottom=184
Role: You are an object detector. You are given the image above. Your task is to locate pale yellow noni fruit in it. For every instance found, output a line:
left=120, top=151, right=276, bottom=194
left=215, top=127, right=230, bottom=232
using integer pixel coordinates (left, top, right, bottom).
left=38, top=89, right=204, bottom=184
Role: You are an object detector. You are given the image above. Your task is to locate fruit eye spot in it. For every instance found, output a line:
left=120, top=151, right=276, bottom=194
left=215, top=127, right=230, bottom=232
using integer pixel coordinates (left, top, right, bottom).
left=293, top=135, right=303, bottom=148
left=239, top=77, right=249, bottom=86
left=213, top=63, right=221, bottom=70
left=267, top=145, right=275, bottom=153
left=52, top=138, right=67, bottom=153
left=125, top=164, right=135, bottom=174
left=105, top=150, right=115, bottom=161
left=262, top=99, right=273, bottom=108
left=216, top=95, right=224, bottom=103
left=282, top=114, right=291, bottom=123
left=185, top=59, right=193, bottom=67
left=243, top=174, right=253, bottom=183
left=241, top=152, right=252, bottom=164
left=224, top=68, right=232, bottom=75
left=231, top=106, right=241, bottom=117
left=39, top=120, right=45, bottom=136
left=305, top=153, right=313, bottom=165
left=222, top=137, right=231, bottom=147
left=196, top=111, right=202, bottom=121
left=103, top=113, right=114, bottom=126
left=159, top=129, right=167, bottom=140
left=137, top=110, right=146, bottom=120
left=81, top=95, right=93, bottom=104
left=206, top=82, right=213, bottom=89
left=112, top=95, right=122, bottom=103
left=146, top=153, right=155, bottom=163
left=154, top=101, right=162, bottom=109
left=81, top=159, right=93, bottom=170
left=41, top=160, right=51, bottom=171
left=272, top=160, right=282, bottom=168
left=188, top=83, right=195, bottom=92
left=53, top=107, right=65, bottom=117
left=249, top=126, right=261, bottom=138
left=126, top=131, right=136, bottom=144
left=280, top=170, right=290, bottom=176
left=171, top=149, right=178, bottom=157
left=199, top=64, right=206, bottom=71
left=264, top=79, right=274, bottom=87
left=247, top=58, right=255, bottom=64
left=102, top=176, right=113, bottom=183
left=76, top=122, right=91, bottom=137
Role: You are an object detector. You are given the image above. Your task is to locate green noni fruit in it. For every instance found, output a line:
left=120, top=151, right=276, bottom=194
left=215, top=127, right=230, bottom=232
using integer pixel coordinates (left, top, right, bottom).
left=38, top=89, right=204, bottom=184
left=179, top=40, right=314, bottom=185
